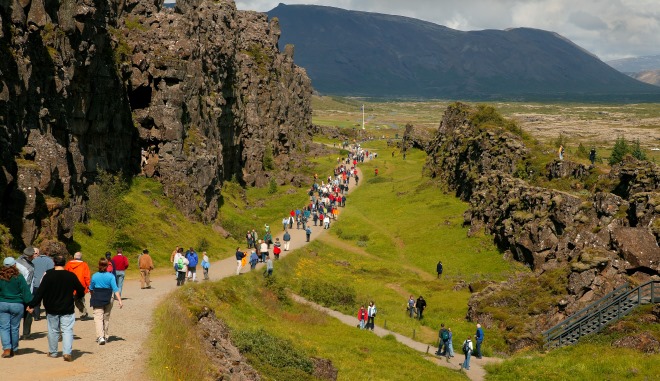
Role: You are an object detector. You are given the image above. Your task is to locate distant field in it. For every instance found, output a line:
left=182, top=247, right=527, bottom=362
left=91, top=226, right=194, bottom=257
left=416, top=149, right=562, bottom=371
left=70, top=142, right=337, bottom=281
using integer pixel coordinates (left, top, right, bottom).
left=312, top=96, right=660, bottom=160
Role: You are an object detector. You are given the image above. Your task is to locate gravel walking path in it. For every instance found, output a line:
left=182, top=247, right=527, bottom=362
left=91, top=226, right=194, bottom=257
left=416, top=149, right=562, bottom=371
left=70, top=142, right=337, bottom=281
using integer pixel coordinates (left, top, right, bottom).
left=6, top=164, right=363, bottom=381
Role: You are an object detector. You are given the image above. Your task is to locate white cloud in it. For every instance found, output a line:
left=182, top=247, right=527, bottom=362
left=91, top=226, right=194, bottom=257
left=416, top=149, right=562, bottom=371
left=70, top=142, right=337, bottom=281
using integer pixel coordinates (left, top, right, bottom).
left=229, top=0, right=660, bottom=60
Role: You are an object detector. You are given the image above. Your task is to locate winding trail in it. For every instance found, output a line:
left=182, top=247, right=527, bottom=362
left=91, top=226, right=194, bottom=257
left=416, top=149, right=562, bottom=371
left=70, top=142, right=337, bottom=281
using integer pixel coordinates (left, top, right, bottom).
left=290, top=294, right=501, bottom=381
left=6, top=152, right=499, bottom=381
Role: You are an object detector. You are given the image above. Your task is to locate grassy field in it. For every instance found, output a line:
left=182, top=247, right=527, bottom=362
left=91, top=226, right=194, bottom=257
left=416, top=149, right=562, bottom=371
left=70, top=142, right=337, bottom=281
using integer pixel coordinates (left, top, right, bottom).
left=312, top=96, right=660, bottom=161
left=73, top=149, right=338, bottom=278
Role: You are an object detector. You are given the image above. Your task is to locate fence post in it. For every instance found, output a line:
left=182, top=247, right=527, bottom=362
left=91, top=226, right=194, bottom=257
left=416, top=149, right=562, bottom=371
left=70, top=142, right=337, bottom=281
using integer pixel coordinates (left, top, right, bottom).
left=426, top=345, right=429, bottom=354
left=384, top=319, right=387, bottom=329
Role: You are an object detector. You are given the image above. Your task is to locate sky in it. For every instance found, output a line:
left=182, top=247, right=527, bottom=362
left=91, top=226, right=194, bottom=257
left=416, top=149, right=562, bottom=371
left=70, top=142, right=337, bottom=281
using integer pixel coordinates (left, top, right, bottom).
left=225, top=0, right=660, bottom=61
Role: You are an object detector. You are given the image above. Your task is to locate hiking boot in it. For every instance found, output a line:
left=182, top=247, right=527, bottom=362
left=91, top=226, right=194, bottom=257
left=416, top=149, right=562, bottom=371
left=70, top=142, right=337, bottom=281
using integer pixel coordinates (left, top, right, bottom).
left=63, top=354, right=72, bottom=362
left=46, top=353, right=57, bottom=358
left=2, top=349, right=12, bottom=358
left=98, top=337, right=106, bottom=345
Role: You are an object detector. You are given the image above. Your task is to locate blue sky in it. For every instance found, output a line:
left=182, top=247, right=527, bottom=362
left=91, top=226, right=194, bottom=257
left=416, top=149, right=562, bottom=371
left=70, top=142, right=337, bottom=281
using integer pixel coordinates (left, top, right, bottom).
left=166, top=1, right=660, bottom=60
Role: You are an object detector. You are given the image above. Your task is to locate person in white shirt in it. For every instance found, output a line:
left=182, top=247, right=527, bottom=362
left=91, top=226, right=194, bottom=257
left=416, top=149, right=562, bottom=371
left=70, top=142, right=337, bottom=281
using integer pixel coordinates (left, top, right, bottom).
left=461, top=337, right=474, bottom=370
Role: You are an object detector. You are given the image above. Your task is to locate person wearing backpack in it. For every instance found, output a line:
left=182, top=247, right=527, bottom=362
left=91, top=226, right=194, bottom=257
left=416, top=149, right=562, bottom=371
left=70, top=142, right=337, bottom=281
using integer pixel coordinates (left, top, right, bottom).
left=283, top=231, right=291, bottom=251
left=173, top=249, right=188, bottom=286
left=436, top=324, right=450, bottom=358
left=461, top=336, right=473, bottom=370
left=185, top=248, right=198, bottom=282
left=305, top=226, right=312, bottom=242
left=273, top=238, right=282, bottom=260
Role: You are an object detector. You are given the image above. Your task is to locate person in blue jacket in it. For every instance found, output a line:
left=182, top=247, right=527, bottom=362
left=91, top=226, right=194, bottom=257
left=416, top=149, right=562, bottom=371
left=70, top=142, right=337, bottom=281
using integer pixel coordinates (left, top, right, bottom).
left=89, top=258, right=123, bottom=345
left=475, top=323, right=484, bottom=358
left=185, top=248, right=198, bottom=282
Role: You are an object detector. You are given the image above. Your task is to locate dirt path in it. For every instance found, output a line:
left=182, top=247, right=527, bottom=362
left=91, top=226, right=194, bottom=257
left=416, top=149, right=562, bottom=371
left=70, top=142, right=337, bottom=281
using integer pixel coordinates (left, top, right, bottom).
left=6, top=161, right=364, bottom=381
left=290, top=294, right=501, bottom=381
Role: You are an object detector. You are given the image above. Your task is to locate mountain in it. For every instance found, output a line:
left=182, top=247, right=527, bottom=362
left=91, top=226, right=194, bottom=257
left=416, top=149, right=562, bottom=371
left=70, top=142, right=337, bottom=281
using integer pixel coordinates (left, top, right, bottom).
left=633, top=70, right=660, bottom=86
left=268, top=4, right=660, bottom=101
left=607, top=55, right=660, bottom=74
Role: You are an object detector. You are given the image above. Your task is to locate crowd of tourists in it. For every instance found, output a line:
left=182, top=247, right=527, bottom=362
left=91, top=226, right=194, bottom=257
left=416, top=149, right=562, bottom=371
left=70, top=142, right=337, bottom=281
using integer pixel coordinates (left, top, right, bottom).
left=0, top=247, right=159, bottom=360
left=170, top=247, right=210, bottom=286
left=233, top=145, right=367, bottom=276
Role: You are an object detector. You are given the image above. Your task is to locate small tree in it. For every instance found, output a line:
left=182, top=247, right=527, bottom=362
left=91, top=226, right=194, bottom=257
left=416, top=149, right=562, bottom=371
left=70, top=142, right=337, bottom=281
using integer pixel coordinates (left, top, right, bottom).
left=263, top=144, right=274, bottom=171
left=609, top=137, right=629, bottom=165
left=630, top=139, right=647, bottom=161
left=554, top=133, right=568, bottom=148
left=268, top=178, right=277, bottom=194
left=576, top=143, right=589, bottom=159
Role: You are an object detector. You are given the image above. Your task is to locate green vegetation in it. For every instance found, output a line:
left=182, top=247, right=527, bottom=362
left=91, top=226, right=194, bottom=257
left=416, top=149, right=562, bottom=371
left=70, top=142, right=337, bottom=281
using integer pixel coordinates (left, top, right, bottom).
left=485, top=305, right=660, bottom=381
left=609, top=137, right=630, bottom=165
left=243, top=43, right=273, bottom=76
left=263, top=143, right=274, bottom=170
left=109, top=27, right=132, bottom=68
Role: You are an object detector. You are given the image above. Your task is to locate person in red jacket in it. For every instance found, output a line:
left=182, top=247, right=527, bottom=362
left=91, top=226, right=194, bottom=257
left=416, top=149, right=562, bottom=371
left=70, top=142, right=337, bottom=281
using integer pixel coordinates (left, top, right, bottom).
left=64, top=252, right=91, bottom=319
left=111, top=249, right=129, bottom=297
left=357, top=305, right=368, bottom=330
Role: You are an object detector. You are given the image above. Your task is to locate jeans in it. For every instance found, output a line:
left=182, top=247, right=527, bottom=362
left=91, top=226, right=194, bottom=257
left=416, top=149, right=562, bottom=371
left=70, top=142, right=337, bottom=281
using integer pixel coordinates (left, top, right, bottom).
left=475, top=340, right=482, bottom=358
left=448, top=339, right=455, bottom=357
left=359, top=320, right=365, bottom=329
left=463, top=350, right=472, bottom=370
left=115, top=271, right=126, bottom=296
left=203, top=268, right=209, bottom=280
left=47, top=313, right=75, bottom=356
left=408, top=306, right=415, bottom=318
left=367, top=316, right=375, bottom=330
left=176, top=271, right=186, bottom=286
left=0, top=302, right=24, bottom=350
left=417, top=307, right=424, bottom=319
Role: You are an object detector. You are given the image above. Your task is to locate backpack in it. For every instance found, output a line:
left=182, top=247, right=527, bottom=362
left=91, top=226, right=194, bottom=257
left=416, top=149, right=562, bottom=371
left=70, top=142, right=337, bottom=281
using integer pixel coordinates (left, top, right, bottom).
left=441, top=329, right=449, bottom=341
left=462, top=341, right=470, bottom=354
left=176, top=257, right=185, bottom=271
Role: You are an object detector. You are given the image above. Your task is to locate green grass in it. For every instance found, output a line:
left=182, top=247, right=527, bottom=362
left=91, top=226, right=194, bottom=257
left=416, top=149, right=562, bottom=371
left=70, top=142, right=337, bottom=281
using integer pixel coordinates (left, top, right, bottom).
left=73, top=178, right=238, bottom=275
left=485, top=306, right=660, bottom=381
left=151, top=268, right=469, bottom=381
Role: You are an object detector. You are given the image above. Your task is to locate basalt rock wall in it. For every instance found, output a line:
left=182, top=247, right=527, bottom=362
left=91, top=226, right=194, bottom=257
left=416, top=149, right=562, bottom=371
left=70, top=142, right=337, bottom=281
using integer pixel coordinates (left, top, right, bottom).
left=0, top=0, right=312, bottom=249
left=424, top=103, right=660, bottom=349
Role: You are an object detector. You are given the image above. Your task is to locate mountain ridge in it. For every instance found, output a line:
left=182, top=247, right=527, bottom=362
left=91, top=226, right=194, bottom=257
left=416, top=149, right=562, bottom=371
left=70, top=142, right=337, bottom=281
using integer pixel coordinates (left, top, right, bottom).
left=268, top=4, right=660, bottom=101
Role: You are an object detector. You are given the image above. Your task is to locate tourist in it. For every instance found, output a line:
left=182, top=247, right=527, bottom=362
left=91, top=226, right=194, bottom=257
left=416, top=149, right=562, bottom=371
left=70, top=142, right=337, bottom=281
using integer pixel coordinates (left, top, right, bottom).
left=367, top=301, right=377, bottom=331
left=64, top=252, right=91, bottom=319
left=305, top=226, right=312, bottom=242
left=170, top=245, right=180, bottom=273
left=475, top=323, right=484, bottom=358
left=437, top=323, right=450, bottom=358
left=105, top=252, right=116, bottom=276
left=173, top=248, right=188, bottom=286
left=282, top=217, right=289, bottom=232
left=416, top=295, right=426, bottom=319
left=447, top=328, right=455, bottom=358
left=111, top=249, right=129, bottom=296
left=407, top=295, right=416, bottom=318
left=235, top=247, right=245, bottom=275
left=249, top=250, right=259, bottom=270
left=357, top=305, right=367, bottom=329
left=185, top=247, right=198, bottom=282
left=201, top=252, right=210, bottom=280
left=31, top=249, right=53, bottom=321
left=558, top=145, right=564, bottom=161
left=436, top=260, right=443, bottom=279
left=27, top=255, right=85, bottom=362
left=15, top=247, right=37, bottom=340
left=259, top=240, right=269, bottom=263
left=461, top=336, right=473, bottom=370
left=89, top=258, right=123, bottom=345
left=138, top=249, right=154, bottom=289
left=273, top=238, right=282, bottom=259
left=0, top=257, right=33, bottom=358
left=264, top=256, right=273, bottom=277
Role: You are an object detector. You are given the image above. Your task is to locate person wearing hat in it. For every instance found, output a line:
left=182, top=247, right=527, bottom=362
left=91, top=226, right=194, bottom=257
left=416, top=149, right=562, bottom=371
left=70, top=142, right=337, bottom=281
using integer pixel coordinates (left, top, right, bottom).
left=15, top=247, right=38, bottom=339
left=138, top=249, right=154, bottom=289
left=0, top=257, right=33, bottom=357
left=26, top=255, right=85, bottom=361
left=31, top=249, right=53, bottom=321
left=64, top=252, right=91, bottom=319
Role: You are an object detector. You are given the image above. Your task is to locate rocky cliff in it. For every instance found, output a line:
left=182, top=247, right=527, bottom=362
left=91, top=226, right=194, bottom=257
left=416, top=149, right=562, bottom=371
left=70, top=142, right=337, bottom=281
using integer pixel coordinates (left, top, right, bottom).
left=423, top=103, right=660, bottom=351
left=0, top=0, right=312, bottom=250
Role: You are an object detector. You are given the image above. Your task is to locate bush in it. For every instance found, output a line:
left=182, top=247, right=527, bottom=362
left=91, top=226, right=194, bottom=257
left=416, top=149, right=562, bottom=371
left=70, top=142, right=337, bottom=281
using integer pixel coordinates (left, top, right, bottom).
left=300, top=279, right=356, bottom=309
left=87, top=169, right=132, bottom=229
left=231, top=329, right=314, bottom=374
left=609, top=136, right=629, bottom=165
left=268, top=178, right=278, bottom=194
left=631, top=139, right=647, bottom=161
left=263, top=144, right=274, bottom=171
left=197, top=237, right=210, bottom=253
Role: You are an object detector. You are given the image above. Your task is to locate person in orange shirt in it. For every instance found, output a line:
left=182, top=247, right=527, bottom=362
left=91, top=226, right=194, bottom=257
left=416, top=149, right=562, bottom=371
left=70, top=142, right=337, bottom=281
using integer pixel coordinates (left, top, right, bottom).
left=64, top=252, right=91, bottom=319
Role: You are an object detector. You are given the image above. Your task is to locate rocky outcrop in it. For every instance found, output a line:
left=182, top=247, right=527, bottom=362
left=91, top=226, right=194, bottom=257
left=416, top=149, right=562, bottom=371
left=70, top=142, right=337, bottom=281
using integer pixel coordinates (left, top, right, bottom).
left=0, top=0, right=312, bottom=248
left=401, top=123, right=433, bottom=151
left=424, top=103, right=660, bottom=351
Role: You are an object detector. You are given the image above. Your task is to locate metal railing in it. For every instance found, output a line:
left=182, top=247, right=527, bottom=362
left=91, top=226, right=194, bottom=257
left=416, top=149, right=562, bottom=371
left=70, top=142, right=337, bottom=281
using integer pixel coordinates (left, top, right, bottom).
left=543, top=281, right=659, bottom=349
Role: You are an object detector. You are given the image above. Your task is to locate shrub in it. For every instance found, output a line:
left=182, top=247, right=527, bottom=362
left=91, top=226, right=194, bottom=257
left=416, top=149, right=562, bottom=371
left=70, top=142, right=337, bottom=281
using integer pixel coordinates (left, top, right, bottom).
left=268, top=178, right=277, bottom=194
left=630, top=139, right=647, bottom=161
left=263, top=144, right=274, bottom=171
left=197, top=237, right=210, bottom=253
left=87, top=169, right=133, bottom=230
left=609, top=136, right=629, bottom=165
left=231, top=329, right=314, bottom=374
left=300, top=279, right=356, bottom=309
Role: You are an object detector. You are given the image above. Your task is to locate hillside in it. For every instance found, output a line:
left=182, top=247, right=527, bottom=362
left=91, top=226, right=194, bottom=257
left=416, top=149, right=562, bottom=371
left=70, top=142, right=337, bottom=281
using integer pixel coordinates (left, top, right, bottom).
left=608, top=54, right=660, bottom=74
left=268, top=4, right=660, bottom=101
